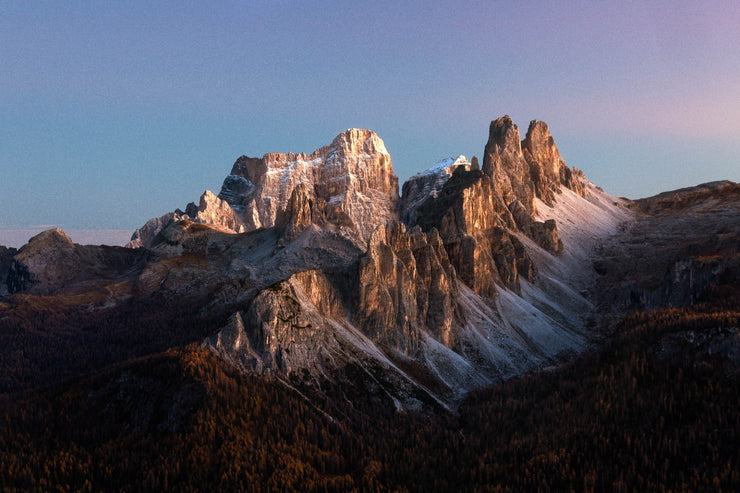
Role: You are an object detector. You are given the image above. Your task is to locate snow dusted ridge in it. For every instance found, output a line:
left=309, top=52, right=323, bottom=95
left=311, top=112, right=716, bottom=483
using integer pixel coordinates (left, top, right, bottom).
left=401, top=155, right=474, bottom=224
left=129, top=129, right=399, bottom=248
left=418, top=155, right=471, bottom=177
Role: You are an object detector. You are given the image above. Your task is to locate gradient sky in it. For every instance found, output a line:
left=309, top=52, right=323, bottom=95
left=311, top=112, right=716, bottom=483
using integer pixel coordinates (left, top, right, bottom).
left=1, top=0, right=738, bottom=241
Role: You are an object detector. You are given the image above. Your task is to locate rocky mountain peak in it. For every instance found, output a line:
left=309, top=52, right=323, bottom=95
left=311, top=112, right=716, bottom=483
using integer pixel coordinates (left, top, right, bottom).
left=522, top=120, right=557, bottom=164
left=523, top=120, right=587, bottom=202
left=479, top=115, right=588, bottom=214
left=401, top=155, right=474, bottom=225
left=484, top=115, right=523, bottom=157
left=131, top=129, right=400, bottom=248
left=26, top=227, right=75, bottom=248
left=332, top=128, right=389, bottom=157
left=482, top=115, right=535, bottom=211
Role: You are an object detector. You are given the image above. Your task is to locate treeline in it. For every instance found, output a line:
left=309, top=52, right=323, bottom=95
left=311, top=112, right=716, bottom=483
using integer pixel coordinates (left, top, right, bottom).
left=0, top=284, right=738, bottom=491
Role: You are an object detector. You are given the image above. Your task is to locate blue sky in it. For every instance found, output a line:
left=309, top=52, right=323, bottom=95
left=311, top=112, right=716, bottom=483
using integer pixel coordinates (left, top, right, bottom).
left=1, top=0, right=738, bottom=237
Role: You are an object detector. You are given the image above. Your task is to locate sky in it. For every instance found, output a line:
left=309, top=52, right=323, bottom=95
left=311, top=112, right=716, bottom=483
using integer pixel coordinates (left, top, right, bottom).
left=1, top=0, right=739, bottom=246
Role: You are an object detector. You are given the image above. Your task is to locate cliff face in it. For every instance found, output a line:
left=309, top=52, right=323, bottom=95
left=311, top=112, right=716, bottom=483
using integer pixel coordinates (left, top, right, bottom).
left=482, top=116, right=536, bottom=212
left=129, top=129, right=398, bottom=248
left=401, top=155, right=475, bottom=225
left=481, top=116, right=587, bottom=213
left=408, top=116, right=591, bottom=295
left=205, top=270, right=347, bottom=378
left=522, top=120, right=587, bottom=203
left=355, top=223, right=459, bottom=354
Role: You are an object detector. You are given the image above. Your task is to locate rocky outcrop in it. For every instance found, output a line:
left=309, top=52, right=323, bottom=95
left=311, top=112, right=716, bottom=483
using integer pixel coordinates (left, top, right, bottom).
left=482, top=115, right=537, bottom=213
left=508, top=200, right=563, bottom=254
left=127, top=192, right=246, bottom=249
left=6, top=229, right=81, bottom=294
left=401, top=155, right=475, bottom=225
left=276, top=184, right=318, bottom=244
left=411, top=166, right=535, bottom=296
left=481, top=116, right=587, bottom=214
left=205, top=270, right=345, bottom=377
left=185, top=190, right=247, bottom=234
left=127, top=211, right=187, bottom=249
left=522, top=120, right=587, bottom=203
left=355, top=223, right=458, bottom=354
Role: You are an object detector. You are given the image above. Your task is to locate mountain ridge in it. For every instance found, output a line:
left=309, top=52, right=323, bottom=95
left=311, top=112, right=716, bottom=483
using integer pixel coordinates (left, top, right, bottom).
left=1, top=116, right=737, bottom=410
left=0, top=117, right=737, bottom=490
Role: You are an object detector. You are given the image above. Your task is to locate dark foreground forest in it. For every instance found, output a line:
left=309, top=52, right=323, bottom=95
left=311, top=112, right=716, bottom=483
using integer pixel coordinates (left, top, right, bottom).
left=1, top=283, right=738, bottom=492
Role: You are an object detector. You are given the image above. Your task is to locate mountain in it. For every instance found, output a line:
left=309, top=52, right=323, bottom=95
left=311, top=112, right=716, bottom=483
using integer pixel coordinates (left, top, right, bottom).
left=1, top=115, right=738, bottom=490
left=2, top=116, right=737, bottom=410
left=91, top=117, right=636, bottom=408
left=128, top=128, right=398, bottom=249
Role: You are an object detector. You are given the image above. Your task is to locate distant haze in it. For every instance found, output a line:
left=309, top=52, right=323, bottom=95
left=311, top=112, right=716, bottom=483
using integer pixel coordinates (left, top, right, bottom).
left=0, top=229, right=132, bottom=249
left=2, top=1, right=738, bottom=233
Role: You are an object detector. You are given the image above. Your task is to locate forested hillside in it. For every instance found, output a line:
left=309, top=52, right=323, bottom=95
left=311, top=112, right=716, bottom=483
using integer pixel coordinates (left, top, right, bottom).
left=1, top=283, right=737, bottom=492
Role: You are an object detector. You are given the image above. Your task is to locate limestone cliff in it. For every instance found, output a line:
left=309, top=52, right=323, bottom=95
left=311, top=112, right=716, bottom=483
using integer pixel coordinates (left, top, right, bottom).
left=355, top=223, right=458, bottom=354
left=130, top=129, right=399, bottom=248
left=522, top=120, right=587, bottom=203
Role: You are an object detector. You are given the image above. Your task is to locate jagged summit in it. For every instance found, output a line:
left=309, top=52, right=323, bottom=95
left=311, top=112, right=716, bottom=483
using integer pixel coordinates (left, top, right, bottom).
left=115, top=116, right=617, bottom=406
left=481, top=115, right=586, bottom=214
left=129, top=128, right=399, bottom=248
left=523, top=119, right=586, bottom=202
left=129, top=116, right=589, bottom=254
left=401, top=155, right=475, bottom=224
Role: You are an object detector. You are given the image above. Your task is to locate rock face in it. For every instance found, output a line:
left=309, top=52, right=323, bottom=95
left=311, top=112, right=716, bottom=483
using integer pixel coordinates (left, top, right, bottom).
left=482, top=116, right=537, bottom=212
left=481, top=116, right=587, bottom=212
left=206, top=270, right=346, bottom=377
left=413, top=168, right=534, bottom=296
left=355, top=223, right=458, bottom=354
left=409, top=127, right=577, bottom=295
left=522, top=120, right=587, bottom=203
left=221, top=128, right=400, bottom=239
left=130, top=129, right=399, bottom=248
left=128, top=211, right=187, bottom=249
left=401, top=155, right=475, bottom=225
